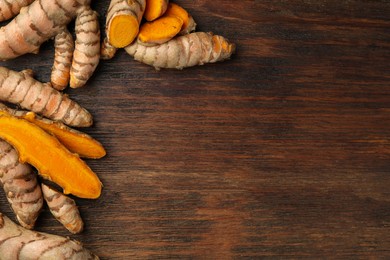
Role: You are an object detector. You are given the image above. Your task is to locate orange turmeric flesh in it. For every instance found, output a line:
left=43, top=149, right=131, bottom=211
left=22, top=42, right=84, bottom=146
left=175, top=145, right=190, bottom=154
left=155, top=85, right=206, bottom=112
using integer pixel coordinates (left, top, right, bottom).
left=164, top=2, right=196, bottom=35
left=144, top=0, right=168, bottom=21
left=22, top=112, right=106, bottom=159
left=109, top=15, right=139, bottom=48
left=138, top=15, right=183, bottom=45
left=0, top=114, right=102, bottom=199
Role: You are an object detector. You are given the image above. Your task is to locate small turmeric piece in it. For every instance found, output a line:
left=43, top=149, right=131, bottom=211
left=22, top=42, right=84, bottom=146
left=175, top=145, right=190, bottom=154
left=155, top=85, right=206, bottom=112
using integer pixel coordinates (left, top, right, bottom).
left=164, top=2, right=196, bottom=35
left=70, top=7, right=101, bottom=88
left=42, top=183, right=84, bottom=234
left=144, top=0, right=169, bottom=21
left=137, top=15, right=183, bottom=46
left=0, top=0, right=34, bottom=22
left=125, top=32, right=235, bottom=69
left=0, top=140, right=43, bottom=229
left=0, top=67, right=93, bottom=127
left=51, top=29, right=74, bottom=91
left=0, top=212, right=99, bottom=259
left=104, top=0, right=146, bottom=48
left=0, top=114, right=102, bottom=199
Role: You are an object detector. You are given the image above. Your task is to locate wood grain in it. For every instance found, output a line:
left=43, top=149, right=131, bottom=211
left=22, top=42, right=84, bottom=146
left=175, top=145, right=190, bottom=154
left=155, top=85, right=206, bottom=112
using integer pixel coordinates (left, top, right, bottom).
left=0, top=0, right=389, bottom=259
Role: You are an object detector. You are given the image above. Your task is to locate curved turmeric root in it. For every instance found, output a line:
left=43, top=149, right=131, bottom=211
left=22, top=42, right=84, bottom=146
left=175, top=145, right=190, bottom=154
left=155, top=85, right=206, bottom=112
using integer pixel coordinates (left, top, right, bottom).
left=70, top=7, right=100, bottom=88
left=0, top=114, right=102, bottom=199
left=0, top=140, right=43, bottom=229
left=51, top=29, right=75, bottom=91
left=105, top=0, right=146, bottom=48
left=0, top=67, right=92, bottom=127
left=144, top=0, right=168, bottom=21
left=125, top=32, right=235, bottom=69
left=0, top=213, right=99, bottom=259
left=0, top=0, right=34, bottom=22
left=42, top=183, right=84, bottom=234
left=137, top=15, right=183, bottom=46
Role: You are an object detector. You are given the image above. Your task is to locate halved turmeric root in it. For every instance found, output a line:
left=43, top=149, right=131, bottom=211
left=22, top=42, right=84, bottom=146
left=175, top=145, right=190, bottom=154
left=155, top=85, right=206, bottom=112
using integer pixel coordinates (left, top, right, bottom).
left=137, top=15, right=183, bottom=46
left=0, top=114, right=102, bottom=199
left=164, top=2, right=196, bottom=35
left=0, top=104, right=105, bottom=159
left=144, top=0, right=169, bottom=21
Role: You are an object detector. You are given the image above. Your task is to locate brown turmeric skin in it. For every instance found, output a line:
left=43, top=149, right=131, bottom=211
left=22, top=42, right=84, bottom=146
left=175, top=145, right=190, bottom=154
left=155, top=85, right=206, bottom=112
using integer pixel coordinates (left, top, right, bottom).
left=0, top=0, right=34, bottom=22
left=125, top=32, right=235, bottom=69
left=0, top=213, right=99, bottom=259
left=70, top=7, right=101, bottom=88
left=42, top=183, right=84, bottom=234
left=51, top=29, right=75, bottom=91
left=0, top=114, right=102, bottom=199
left=0, top=140, right=43, bottom=229
left=0, top=67, right=93, bottom=127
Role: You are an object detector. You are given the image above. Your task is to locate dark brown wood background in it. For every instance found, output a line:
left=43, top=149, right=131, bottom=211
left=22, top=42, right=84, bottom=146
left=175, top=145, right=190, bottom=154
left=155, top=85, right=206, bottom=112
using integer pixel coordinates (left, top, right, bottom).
left=1, top=0, right=389, bottom=258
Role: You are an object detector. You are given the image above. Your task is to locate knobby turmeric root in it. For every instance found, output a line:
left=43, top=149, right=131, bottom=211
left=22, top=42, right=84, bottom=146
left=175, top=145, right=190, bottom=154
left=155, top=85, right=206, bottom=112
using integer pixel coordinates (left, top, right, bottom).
left=125, top=32, right=236, bottom=69
left=164, top=2, right=196, bottom=35
left=103, top=0, right=146, bottom=54
left=0, top=0, right=34, bottom=22
left=138, top=15, right=183, bottom=46
left=42, top=183, right=84, bottom=234
left=144, top=0, right=168, bottom=21
left=51, top=29, right=75, bottom=91
left=0, top=212, right=99, bottom=259
left=0, top=67, right=92, bottom=127
left=70, top=6, right=101, bottom=89
left=0, top=114, right=102, bottom=199
left=0, top=0, right=90, bottom=60
left=0, top=140, right=43, bottom=229
left=0, top=104, right=105, bottom=159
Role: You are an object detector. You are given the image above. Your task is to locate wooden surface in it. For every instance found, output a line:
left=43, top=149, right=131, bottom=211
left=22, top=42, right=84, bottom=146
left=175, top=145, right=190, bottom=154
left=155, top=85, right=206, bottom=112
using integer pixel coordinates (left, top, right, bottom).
left=0, top=0, right=389, bottom=258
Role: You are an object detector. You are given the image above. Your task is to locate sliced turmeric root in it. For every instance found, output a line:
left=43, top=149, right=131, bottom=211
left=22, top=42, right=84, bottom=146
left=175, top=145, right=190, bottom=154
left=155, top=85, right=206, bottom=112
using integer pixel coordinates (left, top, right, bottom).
left=164, top=2, right=196, bottom=35
left=138, top=15, right=183, bottom=46
left=0, top=104, right=105, bottom=159
left=105, top=0, right=146, bottom=48
left=144, top=0, right=169, bottom=21
left=0, top=114, right=102, bottom=199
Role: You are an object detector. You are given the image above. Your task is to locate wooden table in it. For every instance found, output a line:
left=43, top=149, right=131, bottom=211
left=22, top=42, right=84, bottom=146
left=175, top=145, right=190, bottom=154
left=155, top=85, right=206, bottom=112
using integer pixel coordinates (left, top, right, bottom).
left=0, top=0, right=389, bottom=258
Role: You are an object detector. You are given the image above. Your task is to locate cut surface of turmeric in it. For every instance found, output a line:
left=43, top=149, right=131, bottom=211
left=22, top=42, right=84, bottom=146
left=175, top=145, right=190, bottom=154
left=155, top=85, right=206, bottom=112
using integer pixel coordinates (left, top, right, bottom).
left=138, top=15, right=183, bottom=46
left=0, top=114, right=102, bottom=199
left=144, top=0, right=169, bottom=21
left=105, top=0, right=146, bottom=48
left=164, top=2, right=196, bottom=35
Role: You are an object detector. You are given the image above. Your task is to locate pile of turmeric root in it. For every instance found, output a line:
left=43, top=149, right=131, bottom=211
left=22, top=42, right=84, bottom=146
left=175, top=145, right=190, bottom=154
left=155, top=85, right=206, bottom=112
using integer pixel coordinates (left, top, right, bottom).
left=0, top=0, right=235, bottom=258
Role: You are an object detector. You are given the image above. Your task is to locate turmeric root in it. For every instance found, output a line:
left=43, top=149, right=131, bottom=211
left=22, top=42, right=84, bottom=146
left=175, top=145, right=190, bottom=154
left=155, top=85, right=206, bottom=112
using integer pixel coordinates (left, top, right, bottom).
left=0, top=0, right=34, bottom=22
left=144, top=0, right=168, bottom=21
left=137, top=15, right=183, bottom=46
left=42, top=183, right=84, bottom=234
left=125, top=32, right=236, bottom=69
left=0, top=0, right=90, bottom=60
left=0, top=140, right=43, bottom=229
left=0, top=104, right=105, bottom=159
left=51, top=29, right=75, bottom=91
left=104, top=0, right=146, bottom=49
left=0, top=212, right=99, bottom=259
left=70, top=7, right=100, bottom=88
left=0, top=67, right=92, bottom=127
left=101, top=38, right=117, bottom=60
left=0, top=114, right=102, bottom=199
left=164, top=2, right=196, bottom=35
